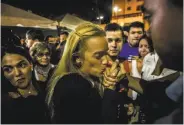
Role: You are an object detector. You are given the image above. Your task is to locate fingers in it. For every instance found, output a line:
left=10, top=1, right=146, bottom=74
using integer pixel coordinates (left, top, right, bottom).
left=104, top=71, right=117, bottom=84
left=103, top=71, right=118, bottom=89
left=116, top=63, right=126, bottom=81
left=109, top=59, right=120, bottom=73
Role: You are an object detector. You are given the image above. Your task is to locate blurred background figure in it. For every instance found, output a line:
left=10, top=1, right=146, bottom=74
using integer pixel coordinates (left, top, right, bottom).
left=52, top=31, right=69, bottom=65
left=29, top=42, right=55, bottom=92
left=25, top=29, right=45, bottom=49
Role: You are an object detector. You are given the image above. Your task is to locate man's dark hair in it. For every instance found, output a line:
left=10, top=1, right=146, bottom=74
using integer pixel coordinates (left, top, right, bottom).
left=26, top=29, right=44, bottom=41
left=105, top=23, right=124, bottom=36
left=45, top=35, right=54, bottom=42
left=122, top=25, right=129, bottom=32
left=60, top=31, right=69, bottom=36
left=128, top=21, right=144, bottom=32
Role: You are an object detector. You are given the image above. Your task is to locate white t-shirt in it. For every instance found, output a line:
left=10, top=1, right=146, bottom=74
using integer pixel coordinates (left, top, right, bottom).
left=141, top=52, right=176, bottom=81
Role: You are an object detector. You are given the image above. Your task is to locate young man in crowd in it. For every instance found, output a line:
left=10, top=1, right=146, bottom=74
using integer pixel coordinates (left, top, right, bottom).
left=128, top=0, right=183, bottom=123
left=105, top=23, right=124, bottom=62
left=119, top=21, right=144, bottom=59
left=25, top=29, right=45, bottom=49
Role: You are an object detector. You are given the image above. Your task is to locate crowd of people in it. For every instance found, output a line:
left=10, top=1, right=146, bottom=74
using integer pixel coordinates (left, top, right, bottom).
left=1, top=0, right=183, bottom=124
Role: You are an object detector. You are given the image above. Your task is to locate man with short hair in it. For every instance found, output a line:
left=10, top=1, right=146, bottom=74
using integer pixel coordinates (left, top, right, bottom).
left=119, top=21, right=144, bottom=59
left=105, top=23, right=124, bottom=62
left=129, top=0, right=183, bottom=123
left=25, top=29, right=45, bottom=49
left=53, top=31, right=69, bottom=65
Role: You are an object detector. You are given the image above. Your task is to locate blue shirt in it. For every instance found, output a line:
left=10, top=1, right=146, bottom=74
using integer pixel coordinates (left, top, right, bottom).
left=119, top=42, right=139, bottom=59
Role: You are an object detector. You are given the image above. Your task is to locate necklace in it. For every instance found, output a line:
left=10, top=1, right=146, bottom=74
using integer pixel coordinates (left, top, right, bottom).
left=35, top=64, right=52, bottom=77
left=18, top=83, right=34, bottom=97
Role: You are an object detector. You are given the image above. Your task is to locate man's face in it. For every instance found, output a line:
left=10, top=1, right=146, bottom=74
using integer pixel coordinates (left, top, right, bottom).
left=106, top=30, right=123, bottom=57
left=26, top=35, right=37, bottom=49
left=48, top=37, right=57, bottom=44
left=144, top=0, right=183, bottom=71
left=128, top=27, right=144, bottom=47
left=80, top=36, right=108, bottom=78
left=60, top=34, right=68, bottom=43
left=2, top=54, right=32, bottom=89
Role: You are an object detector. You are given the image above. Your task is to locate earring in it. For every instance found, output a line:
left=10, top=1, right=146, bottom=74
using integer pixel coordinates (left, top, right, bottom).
left=76, top=58, right=82, bottom=67
left=76, top=58, right=81, bottom=64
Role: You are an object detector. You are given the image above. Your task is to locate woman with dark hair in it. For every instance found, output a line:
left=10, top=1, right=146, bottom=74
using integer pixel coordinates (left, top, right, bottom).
left=1, top=45, right=50, bottom=124
left=124, top=34, right=154, bottom=79
left=138, top=34, right=154, bottom=59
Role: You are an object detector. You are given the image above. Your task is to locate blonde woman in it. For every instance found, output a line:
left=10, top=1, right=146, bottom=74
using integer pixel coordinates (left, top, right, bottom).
left=46, top=23, right=126, bottom=123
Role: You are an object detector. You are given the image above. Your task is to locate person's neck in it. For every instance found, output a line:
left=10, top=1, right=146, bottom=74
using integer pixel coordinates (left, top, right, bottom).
left=36, top=63, right=51, bottom=70
left=107, top=55, right=118, bottom=63
left=127, top=40, right=138, bottom=48
left=17, top=82, right=37, bottom=98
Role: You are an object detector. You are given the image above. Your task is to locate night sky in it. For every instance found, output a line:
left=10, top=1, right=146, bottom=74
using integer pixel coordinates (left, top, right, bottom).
left=2, top=0, right=112, bottom=24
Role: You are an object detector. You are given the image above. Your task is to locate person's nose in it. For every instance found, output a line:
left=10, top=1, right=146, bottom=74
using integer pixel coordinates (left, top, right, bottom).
left=42, top=55, right=48, bottom=59
left=14, top=67, right=22, bottom=77
left=111, top=41, right=117, bottom=47
left=135, top=33, right=139, bottom=38
left=101, top=56, right=108, bottom=66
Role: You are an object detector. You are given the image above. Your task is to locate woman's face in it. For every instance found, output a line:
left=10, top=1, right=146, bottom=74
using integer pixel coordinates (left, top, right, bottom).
left=80, top=36, right=108, bottom=78
left=36, top=49, right=51, bottom=66
left=2, top=54, right=32, bottom=89
left=138, top=39, right=150, bottom=58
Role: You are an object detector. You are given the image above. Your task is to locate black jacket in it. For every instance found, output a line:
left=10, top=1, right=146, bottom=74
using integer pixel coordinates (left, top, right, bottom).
left=52, top=73, right=128, bottom=124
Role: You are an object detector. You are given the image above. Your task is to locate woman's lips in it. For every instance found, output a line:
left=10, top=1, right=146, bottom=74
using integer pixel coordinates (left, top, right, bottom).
left=16, top=78, right=25, bottom=83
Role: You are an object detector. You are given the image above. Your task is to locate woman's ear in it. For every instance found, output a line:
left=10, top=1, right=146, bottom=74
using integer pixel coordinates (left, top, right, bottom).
left=30, top=63, right=33, bottom=71
left=72, top=52, right=83, bottom=68
left=76, top=58, right=82, bottom=66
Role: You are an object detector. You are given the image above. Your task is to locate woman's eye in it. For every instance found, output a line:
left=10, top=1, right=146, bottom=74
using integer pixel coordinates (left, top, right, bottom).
left=3, top=67, right=13, bottom=73
left=18, top=63, right=28, bottom=68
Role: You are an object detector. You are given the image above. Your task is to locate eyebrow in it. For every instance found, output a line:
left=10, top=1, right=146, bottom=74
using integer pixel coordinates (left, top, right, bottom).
left=93, top=51, right=107, bottom=55
left=2, top=60, right=28, bottom=68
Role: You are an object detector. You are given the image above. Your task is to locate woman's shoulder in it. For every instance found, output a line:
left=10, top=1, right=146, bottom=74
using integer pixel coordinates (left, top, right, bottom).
left=55, top=73, right=91, bottom=90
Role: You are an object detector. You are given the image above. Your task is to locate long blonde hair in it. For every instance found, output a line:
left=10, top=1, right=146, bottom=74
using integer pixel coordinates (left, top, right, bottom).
left=46, top=22, right=105, bottom=118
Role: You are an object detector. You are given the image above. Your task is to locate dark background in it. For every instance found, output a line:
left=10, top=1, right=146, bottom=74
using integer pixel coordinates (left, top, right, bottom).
left=2, top=0, right=112, bottom=24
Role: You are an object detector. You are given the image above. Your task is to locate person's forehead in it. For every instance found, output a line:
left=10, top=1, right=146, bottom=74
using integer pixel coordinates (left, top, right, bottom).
left=129, top=27, right=143, bottom=32
left=60, top=34, right=67, bottom=37
left=2, top=54, right=29, bottom=66
left=37, top=48, right=49, bottom=53
left=106, top=30, right=122, bottom=37
left=140, top=39, right=148, bottom=44
left=85, top=36, right=108, bottom=52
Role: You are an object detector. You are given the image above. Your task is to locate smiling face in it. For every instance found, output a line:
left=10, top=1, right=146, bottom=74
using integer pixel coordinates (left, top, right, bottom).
left=143, top=0, right=183, bottom=71
left=36, top=49, right=51, bottom=66
left=138, top=38, right=150, bottom=58
left=2, top=54, right=32, bottom=89
left=80, top=36, right=108, bottom=78
left=106, top=30, right=123, bottom=57
left=128, top=27, right=144, bottom=47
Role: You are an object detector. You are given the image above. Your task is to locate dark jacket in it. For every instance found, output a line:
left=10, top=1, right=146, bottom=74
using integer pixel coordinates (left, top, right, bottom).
left=52, top=73, right=128, bottom=124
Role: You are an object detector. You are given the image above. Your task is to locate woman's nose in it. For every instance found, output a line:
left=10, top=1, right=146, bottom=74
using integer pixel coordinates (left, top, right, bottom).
left=101, top=56, right=108, bottom=65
